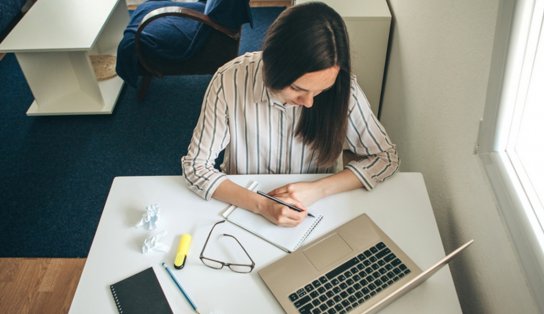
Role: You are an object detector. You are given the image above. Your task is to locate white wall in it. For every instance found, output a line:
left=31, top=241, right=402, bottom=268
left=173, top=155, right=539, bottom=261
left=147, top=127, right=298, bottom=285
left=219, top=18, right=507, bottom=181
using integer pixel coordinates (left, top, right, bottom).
left=380, top=0, right=539, bottom=313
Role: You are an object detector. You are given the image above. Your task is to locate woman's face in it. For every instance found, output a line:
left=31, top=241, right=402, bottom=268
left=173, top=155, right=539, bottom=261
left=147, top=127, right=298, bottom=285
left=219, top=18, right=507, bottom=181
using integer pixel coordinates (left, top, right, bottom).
left=277, top=66, right=340, bottom=108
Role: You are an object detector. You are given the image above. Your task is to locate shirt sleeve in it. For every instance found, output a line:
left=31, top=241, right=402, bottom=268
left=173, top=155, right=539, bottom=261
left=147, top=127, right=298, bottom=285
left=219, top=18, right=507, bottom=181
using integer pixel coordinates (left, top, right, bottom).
left=344, top=79, right=400, bottom=190
left=181, top=71, right=230, bottom=200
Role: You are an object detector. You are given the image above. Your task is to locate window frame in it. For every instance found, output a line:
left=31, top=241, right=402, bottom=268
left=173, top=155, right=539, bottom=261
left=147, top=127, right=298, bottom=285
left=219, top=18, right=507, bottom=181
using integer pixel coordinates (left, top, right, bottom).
left=478, top=0, right=544, bottom=311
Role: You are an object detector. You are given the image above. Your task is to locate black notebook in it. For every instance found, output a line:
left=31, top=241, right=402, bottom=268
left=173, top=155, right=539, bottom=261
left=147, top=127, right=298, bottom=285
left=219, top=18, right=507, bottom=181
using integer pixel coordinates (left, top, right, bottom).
left=110, top=267, right=173, bottom=314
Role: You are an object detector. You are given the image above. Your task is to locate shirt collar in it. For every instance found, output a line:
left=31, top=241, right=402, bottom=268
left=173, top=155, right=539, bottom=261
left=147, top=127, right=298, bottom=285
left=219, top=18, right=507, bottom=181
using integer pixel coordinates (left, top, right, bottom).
left=266, top=89, right=287, bottom=111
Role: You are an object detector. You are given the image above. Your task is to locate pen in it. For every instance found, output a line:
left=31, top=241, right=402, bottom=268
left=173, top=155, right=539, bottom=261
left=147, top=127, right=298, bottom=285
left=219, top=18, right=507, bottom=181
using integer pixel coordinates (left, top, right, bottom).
left=161, top=262, right=200, bottom=314
left=256, top=191, right=315, bottom=218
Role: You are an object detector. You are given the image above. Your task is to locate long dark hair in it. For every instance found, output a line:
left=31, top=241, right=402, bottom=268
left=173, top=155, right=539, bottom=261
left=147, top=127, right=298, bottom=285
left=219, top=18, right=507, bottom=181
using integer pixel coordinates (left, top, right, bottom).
left=262, top=2, right=351, bottom=166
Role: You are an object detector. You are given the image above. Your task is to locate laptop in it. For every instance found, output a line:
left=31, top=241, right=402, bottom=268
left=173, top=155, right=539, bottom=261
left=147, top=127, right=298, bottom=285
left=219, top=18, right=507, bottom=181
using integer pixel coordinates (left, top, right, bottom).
left=258, top=214, right=473, bottom=314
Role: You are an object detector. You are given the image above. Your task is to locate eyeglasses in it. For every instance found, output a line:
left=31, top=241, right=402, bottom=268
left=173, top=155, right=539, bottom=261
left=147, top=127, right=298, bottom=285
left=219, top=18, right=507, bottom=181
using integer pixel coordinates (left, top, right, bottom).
left=199, top=220, right=255, bottom=273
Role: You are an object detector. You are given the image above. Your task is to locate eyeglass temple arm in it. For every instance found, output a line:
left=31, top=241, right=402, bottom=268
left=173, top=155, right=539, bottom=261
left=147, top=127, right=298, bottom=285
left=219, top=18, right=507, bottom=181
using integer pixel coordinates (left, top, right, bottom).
left=221, top=233, right=256, bottom=266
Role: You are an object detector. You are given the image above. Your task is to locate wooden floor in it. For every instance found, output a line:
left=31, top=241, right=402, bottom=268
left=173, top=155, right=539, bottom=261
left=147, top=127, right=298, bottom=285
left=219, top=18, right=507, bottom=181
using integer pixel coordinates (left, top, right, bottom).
left=0, top=258, right=86, bottom=313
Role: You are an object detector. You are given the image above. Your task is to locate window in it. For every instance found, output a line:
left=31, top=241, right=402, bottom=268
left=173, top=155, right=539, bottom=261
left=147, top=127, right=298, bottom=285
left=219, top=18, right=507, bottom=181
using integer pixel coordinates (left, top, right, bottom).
left=478, top=0, right=544, bottom=311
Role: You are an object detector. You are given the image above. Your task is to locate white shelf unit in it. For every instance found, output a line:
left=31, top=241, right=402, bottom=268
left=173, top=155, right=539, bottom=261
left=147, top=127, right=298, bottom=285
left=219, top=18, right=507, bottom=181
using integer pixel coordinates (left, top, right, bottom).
left=295, top=0, right=391, bottom=115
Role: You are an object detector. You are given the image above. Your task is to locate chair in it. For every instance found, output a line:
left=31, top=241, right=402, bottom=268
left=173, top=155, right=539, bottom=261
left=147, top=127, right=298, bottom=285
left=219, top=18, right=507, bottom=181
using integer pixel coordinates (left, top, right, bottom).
left=116, top=0, right=252, bottom=100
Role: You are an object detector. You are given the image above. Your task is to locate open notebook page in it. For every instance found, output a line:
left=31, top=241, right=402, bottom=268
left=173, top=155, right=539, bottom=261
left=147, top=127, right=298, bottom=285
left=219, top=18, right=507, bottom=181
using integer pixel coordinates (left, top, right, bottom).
left=222, top=181, right=323, bottom=253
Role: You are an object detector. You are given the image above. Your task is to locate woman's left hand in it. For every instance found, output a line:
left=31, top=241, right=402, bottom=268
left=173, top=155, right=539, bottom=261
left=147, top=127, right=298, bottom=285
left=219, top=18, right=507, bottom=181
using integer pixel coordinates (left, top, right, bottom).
left=267, top=170, right=365, bottom=207
left=268, top=181, right=324, bottom=207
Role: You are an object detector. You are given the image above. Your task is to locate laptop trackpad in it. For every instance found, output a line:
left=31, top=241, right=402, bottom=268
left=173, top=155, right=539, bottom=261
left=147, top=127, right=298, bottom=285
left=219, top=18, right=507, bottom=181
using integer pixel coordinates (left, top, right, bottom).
left=303, top=233, right=352, bottom=271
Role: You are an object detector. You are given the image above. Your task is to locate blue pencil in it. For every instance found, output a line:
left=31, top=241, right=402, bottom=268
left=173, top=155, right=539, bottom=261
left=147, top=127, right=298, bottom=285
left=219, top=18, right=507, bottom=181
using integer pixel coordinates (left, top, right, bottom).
left=161, top=262, right=200, bottom=313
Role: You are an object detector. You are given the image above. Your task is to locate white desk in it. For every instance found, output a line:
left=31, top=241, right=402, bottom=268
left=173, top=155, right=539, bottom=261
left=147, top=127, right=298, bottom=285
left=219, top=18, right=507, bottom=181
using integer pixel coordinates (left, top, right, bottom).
left=69, top=173, right=462, bottom=313
left=0, top=0, right=129, bottom=116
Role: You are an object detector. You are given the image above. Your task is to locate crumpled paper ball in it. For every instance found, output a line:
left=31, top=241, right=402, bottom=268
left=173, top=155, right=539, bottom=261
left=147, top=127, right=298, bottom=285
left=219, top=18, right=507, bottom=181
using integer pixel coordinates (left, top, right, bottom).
left=142, top=230, right=168, bottom=254
left=136, top=203, right=160, bottom=230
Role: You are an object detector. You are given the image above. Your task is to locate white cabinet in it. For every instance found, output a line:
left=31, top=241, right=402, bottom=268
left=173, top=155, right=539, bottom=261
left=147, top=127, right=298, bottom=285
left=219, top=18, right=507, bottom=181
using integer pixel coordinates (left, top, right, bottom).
left=295, top=0, right=391, bottom=115
left=0, top=0, right=129, bottom=116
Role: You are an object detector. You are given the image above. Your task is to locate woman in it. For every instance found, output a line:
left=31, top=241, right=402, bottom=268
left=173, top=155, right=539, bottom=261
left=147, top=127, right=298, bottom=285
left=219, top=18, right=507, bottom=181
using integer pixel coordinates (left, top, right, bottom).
left=182, top=2, right=399, bottom=226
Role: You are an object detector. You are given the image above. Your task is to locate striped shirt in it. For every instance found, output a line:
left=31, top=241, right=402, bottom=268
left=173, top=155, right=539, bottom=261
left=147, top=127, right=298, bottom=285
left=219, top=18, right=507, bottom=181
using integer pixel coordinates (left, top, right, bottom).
left=181, top=52, right=399, bottom=200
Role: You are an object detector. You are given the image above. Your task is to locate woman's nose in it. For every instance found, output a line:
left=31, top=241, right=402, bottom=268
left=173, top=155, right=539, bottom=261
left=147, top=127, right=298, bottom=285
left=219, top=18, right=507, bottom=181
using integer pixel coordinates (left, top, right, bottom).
left=298, top=93, right=314, bottom=108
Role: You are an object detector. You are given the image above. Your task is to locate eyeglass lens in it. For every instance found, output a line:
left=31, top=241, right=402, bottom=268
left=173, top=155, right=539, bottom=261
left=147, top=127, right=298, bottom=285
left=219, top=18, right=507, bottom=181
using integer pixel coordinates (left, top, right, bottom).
left=201, top=257, right=253, bottom=273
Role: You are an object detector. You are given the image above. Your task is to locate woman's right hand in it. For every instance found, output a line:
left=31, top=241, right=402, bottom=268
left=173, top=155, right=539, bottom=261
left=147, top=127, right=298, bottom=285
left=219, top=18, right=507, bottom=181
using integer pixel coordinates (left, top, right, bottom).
left=255, top=196, right=308, bottom=227
left=212, top=179, right=309, bottom=227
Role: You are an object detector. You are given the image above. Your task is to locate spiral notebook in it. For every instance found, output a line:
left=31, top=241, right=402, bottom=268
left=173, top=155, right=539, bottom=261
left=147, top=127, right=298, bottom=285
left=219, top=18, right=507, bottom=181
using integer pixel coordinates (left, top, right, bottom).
left=222, top=181, right=323, bottom=253
left=110, top=267, right=173, bottom=314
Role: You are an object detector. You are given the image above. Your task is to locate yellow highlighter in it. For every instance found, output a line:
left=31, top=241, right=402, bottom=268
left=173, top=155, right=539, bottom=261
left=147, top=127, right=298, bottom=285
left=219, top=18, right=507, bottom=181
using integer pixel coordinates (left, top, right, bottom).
left=174, top=234, right=192, bottom=269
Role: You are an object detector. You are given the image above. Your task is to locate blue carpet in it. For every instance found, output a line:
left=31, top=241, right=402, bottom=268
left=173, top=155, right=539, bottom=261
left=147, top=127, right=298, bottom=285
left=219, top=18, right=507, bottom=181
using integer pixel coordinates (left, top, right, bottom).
left=0, top=7, right=283, bottom=257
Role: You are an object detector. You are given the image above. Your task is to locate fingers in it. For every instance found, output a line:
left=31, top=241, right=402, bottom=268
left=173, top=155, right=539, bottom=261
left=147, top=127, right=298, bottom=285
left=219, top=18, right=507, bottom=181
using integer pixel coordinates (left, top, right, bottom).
left=273, top=204, right=306, bottom=227
left=260, top=187, right=309, bottom=227
left=268, top=186, right=288, bottom=196
left=291, top=199, right=308, bottom=212
left=268, top=189, right=305, bottom=209
left=259, top=199, right=306, bottom=227
left=269, top=184, right=311, bottom=208
left=276, top=216, right=299, bottom=227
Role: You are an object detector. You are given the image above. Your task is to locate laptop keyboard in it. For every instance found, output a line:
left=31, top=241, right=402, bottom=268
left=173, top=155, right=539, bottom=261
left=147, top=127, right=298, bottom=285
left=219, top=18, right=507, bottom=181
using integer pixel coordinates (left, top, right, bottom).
left=288, top=242, right=411, bottom=314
